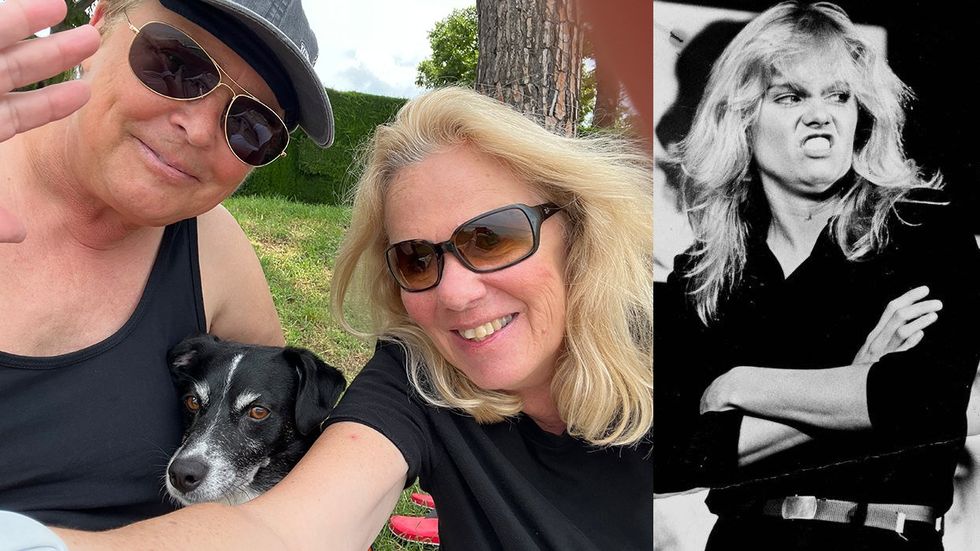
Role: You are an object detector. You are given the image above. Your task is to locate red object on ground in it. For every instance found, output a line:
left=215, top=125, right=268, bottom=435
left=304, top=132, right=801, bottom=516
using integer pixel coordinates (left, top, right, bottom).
left=389, top=515, right=440, bottom=545
left=411, top=491, right=436, bottom=509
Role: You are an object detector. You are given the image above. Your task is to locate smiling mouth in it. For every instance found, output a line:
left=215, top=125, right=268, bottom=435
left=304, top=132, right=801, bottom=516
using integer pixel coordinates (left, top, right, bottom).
left=455, top=314, right=515, bottom=342
left=138, top=138, right=196, bottom=180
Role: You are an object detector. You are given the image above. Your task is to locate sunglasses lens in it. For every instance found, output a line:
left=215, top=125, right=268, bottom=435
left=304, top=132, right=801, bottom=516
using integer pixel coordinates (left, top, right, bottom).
left=226, top=96, right=289, bottom=166
left=387, top=241, right=440, bottom=290
left=129, top=22, right=220, bottom=99
left=454, top=208, right=535, bottom=271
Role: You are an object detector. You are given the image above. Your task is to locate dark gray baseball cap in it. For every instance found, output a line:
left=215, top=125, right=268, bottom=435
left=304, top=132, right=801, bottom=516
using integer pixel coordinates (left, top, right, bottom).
left=162, top=0, right=334, bottom=147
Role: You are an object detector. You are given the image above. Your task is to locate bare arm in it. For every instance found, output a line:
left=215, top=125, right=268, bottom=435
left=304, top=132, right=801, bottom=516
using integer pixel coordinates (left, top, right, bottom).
left=702, top=286, right=942, bottom=431
left=737, top=415, right=812, bottom=467
left=706, top=363, right=873, bottom=430
left=969, top=372, right=980, bottom=437
left=198, top=205, right=284, bottom=346
left=57, top=422, right=407, bottom=550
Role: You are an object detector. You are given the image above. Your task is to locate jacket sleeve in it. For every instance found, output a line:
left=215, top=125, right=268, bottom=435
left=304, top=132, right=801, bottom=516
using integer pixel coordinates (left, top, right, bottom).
left=865, top=195, right=980, bottom=449
left=654, top=268, right=744, bottom=494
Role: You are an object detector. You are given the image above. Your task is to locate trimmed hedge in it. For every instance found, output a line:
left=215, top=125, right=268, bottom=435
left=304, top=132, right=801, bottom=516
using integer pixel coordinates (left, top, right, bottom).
left=238, top=88, right=407, bottom=205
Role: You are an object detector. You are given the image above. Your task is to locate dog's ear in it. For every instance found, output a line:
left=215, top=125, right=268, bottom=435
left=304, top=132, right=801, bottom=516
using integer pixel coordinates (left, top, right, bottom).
left=168, top=334, right=220, bottom=378
left=283, top=347, right=347, bottom=437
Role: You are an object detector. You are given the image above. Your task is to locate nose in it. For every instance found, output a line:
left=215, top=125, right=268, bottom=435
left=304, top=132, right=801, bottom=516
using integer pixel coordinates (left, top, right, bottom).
left=802, top=99, right=831, bottom=127
left=170, top=85, right=232, bottom=148
left=434, top=255, right=487, bottom=311
left=168, top=457, right=209, bottom=494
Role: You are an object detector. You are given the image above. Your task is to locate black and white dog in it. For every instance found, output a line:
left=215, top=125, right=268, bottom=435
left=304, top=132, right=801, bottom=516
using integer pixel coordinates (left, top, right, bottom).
left=165, top=334, right=346, bottom=505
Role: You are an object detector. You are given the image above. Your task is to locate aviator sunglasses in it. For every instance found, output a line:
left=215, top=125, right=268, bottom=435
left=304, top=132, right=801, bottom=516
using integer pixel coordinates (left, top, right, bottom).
left=126, top=16, right=289, bottom=167
left=385, top=203, right=562, bottom=292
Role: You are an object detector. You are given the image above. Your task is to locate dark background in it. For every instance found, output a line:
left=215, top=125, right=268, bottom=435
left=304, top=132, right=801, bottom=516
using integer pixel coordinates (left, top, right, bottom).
left=656, top=1, right=980, bottom=230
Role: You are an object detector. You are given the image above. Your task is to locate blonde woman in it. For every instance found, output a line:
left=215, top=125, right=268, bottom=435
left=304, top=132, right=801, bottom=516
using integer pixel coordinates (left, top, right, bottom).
left=57, top=86, right=653, bottom=549
left=657, top=2, right=980, bottom=549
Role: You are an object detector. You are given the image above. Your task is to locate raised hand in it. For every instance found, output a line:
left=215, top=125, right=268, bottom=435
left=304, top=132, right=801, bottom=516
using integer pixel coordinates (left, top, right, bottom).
left=1, top=0, right=100, bottom=243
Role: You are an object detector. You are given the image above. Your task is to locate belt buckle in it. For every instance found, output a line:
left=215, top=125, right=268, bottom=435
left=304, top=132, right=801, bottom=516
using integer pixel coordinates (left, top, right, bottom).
left=781, top=495, right=818, bottom=520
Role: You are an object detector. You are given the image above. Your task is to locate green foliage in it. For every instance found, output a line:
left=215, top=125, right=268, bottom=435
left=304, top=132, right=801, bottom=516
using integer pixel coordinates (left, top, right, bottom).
left=17, top=0, right=96, bottom=92
left=239, top=88, right=406, bottom=205
left=415, top=6, right=478, bottom=88
left=578, top=61, right=597, bottom=133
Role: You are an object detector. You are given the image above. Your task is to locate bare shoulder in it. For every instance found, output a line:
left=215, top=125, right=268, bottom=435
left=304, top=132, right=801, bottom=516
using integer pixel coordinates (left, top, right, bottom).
left=198, top=205, right=284, bottom=346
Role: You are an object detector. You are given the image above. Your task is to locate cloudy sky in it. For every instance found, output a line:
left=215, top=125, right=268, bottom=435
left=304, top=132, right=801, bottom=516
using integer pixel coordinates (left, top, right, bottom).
left=304, top=0, right=474, bottom=99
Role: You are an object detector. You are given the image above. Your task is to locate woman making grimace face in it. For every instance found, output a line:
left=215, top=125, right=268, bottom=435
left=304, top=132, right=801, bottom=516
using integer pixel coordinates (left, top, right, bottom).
left=753, top=53, right=859, bottom=202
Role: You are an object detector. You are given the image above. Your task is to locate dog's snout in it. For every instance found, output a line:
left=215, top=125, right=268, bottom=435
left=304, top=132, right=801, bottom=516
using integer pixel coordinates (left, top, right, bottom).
left=169, top=458, right=209, bottom=494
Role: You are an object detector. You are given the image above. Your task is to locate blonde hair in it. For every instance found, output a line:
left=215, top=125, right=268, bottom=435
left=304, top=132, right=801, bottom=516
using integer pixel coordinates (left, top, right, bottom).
left=331, top=87, right=652, bottom=447
left=670, top=1, right=939, bottom=323
left=95, top=0, right=144, bottom=31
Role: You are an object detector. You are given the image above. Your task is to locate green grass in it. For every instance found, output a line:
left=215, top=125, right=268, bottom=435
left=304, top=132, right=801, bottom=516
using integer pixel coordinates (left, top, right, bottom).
left=224, top=195, right=437, bottom=550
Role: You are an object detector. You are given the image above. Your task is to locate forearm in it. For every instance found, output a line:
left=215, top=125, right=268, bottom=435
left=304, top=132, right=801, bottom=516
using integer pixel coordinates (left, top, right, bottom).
left=729, top=364, right=872, bottom=430
left=968, top=375, right=980, bottom=437
left=737, top=415, right=813, bottom=467
left=56, top=503, right=289, bottom=550
left=57, top=422, right=407, bottom=551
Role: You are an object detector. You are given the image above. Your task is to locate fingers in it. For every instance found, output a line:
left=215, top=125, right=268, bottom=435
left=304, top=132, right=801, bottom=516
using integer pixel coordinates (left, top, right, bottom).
left=0, top=0, right=69, bottom=49
left=0, top=25, right=101, bottom=93
left=868, top=285, right=930, bottom=337
left=0, top=79, right=91, bottom=142
left=895, top=330, right=924, bottom=353
left=879, top=298, right=942, bottom=344
left=891, top=310, right=939, bottom=344
left=858, top=286, right=941, bottom=363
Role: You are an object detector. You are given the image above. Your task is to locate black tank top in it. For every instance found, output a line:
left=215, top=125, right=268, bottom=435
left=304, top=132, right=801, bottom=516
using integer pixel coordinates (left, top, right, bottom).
left=0, top=219, right=206, bottom=529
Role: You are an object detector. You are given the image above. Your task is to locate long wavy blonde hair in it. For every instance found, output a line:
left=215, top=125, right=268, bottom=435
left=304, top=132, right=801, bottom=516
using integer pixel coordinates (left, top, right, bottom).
left=671, top=1, right=939, bottom=323
left=331, top=87, right=652, bottom=447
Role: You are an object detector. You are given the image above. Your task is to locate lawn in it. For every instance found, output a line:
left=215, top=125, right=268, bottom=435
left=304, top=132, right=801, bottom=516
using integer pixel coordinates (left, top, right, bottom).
left=225, top=194, right=435, bottom=551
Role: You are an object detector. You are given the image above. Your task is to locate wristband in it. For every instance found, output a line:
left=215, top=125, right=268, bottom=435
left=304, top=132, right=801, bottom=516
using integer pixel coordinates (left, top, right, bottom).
left=0, top=511, right=68, bottom=551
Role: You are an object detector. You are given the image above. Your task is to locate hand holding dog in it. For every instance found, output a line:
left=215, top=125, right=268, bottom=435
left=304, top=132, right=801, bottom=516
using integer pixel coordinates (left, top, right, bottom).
left=0, top=0, right=100, bottom=243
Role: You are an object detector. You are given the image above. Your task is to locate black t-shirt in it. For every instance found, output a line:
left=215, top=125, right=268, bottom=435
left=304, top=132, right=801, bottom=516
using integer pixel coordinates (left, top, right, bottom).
left=654, top=189, right=980, bottom=515
left=325, top=340, right=653, bottom=550
left=0, top=220, right=204, bottom=529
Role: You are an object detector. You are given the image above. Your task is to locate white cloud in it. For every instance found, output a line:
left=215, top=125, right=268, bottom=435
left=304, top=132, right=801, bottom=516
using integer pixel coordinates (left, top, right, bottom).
left=305, top=0, right=475, bottom=99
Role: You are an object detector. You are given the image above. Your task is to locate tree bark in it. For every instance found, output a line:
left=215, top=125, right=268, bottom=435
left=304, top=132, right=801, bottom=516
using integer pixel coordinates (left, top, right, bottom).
left=476, top=0, right=583, bottom=136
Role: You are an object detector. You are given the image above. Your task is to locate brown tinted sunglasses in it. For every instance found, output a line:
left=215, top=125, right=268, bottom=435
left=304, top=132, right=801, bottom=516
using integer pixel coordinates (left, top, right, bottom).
left=385, top=203, right=562, bottom=292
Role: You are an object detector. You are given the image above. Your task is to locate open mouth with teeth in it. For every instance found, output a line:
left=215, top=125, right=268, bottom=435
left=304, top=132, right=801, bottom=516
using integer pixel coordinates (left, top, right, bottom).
left=802, top=135, right=832, bottom=154
left=456, top=314, right=515, bottom=342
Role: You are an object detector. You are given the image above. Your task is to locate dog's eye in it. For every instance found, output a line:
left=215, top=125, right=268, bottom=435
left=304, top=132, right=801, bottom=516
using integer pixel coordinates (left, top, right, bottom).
left=248, top=406, right=270, bottom=420
left=184, top=396, right=201, bottom=412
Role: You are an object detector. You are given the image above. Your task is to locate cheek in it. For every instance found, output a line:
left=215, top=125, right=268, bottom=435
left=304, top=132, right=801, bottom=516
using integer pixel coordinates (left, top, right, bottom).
left=514, top=255, right=567, bottom=333
left=212, top=161, right=251, bottom=192
left=400, top=292, right=435, bottom=328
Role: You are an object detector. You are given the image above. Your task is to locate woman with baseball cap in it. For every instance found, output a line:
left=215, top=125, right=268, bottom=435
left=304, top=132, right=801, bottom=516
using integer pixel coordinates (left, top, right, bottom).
left=0, top=0, right=332, bottom=534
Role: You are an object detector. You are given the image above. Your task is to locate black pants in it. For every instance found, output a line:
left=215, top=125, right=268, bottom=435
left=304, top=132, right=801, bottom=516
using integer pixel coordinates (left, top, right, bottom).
left=705, top=516, right=943, bottom=551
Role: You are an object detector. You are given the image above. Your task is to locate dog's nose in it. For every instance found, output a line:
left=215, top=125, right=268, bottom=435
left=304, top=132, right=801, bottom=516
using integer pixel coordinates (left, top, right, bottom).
left=169, top=458, right=209, bottom=494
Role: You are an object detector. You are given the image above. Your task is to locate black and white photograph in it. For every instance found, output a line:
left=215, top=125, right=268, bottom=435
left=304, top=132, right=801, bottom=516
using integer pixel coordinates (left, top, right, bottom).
left=654, top=1, right=980, bottom=550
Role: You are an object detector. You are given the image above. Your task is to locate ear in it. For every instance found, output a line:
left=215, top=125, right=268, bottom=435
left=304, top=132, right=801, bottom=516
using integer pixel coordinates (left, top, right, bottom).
left=167, top=334, right=221, bottom=379
left=284, top=347, right=347, bottom=437
left=89, top=1, right=108, bottom=27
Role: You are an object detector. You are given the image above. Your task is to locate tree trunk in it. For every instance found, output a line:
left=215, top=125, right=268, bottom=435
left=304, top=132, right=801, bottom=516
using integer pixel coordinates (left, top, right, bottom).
left=476, top=0, right=583, bottom=136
